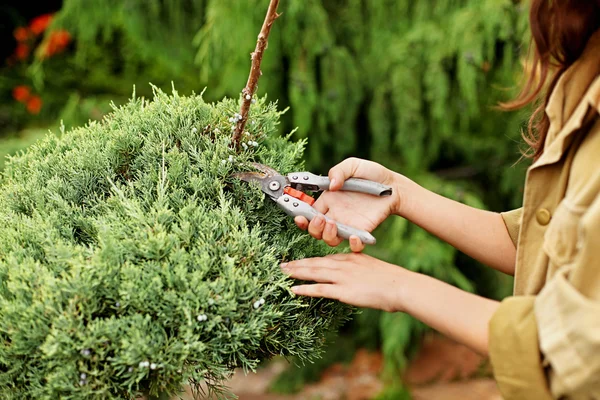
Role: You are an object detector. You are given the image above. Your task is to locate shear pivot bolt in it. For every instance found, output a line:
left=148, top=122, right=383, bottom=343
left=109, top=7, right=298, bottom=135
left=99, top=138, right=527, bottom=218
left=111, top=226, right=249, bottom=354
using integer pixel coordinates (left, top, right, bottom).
left=283, top=197, right=289, bottom=202
left=269, top=181, right=281, bottom=191
left=292, top=176, right=298, bottom=180
left=293, top=202, right=299, bottom=207
left=303, top=176, right=309, bottom=180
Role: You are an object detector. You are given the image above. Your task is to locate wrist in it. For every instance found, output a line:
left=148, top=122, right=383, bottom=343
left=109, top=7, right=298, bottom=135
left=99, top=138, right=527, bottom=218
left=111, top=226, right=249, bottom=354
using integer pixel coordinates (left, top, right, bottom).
left=391, top=173, right=420, bottom=218
left=387, top=267, right=418, bottom=313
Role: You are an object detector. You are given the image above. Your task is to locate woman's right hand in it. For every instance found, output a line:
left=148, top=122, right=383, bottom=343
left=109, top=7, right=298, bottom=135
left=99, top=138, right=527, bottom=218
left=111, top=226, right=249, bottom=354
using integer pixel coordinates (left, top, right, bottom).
left=294, top=157, right=403, bottom=252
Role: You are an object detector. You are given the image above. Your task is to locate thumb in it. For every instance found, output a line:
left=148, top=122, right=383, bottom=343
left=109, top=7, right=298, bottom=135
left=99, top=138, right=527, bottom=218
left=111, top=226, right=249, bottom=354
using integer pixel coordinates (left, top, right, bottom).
left=328, top=157, right=361, bottom=191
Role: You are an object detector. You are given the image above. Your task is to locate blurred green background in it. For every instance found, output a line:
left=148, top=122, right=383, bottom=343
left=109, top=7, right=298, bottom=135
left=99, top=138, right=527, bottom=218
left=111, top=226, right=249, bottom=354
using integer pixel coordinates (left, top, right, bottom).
left=1, top=0, right=532, bottom=397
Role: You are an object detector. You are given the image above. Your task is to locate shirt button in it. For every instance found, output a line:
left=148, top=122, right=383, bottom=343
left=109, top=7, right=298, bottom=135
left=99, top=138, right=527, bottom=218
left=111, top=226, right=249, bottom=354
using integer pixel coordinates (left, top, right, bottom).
left=536, top=208, right=551, bottom=225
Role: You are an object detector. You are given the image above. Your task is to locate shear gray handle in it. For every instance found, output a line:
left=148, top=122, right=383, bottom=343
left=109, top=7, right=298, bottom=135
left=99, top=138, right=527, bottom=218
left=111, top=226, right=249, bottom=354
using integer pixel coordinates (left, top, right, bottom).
left=288, top=172, right=392, bottom=196
left=276, top=194, right=376, bottom=245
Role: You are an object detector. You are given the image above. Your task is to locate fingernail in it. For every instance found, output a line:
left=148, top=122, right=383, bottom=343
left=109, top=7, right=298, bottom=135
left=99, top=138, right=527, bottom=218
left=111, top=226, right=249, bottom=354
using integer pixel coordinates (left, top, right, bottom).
left=330, top=178, right=337, bottom=189
left=280, top=263, right=288, bottom=268
left=315, top=216, right=324, bottom=225
left=290, top=286, right=299, bottom=294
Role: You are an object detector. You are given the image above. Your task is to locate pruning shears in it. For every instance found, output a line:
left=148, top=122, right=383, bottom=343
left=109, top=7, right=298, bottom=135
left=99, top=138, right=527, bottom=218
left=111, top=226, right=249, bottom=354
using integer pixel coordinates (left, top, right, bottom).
left=233, top=162, right=392, bottom=245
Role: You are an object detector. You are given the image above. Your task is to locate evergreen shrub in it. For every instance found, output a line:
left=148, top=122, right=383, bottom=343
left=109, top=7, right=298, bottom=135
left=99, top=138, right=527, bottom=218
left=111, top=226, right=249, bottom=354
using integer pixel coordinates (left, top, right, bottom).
left=0, top=86, right=352, bottom=399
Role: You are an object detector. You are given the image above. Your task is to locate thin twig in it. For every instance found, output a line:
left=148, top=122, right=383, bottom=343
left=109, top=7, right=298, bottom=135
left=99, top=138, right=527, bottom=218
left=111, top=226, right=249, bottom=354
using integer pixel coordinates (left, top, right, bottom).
left=231, top=0, right=281, bottom=148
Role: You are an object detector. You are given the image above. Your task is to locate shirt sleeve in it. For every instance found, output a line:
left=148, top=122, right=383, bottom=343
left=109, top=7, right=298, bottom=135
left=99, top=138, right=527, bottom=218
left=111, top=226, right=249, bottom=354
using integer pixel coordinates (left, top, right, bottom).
left=488, top=297, right=554, bottom=400
left=489, top=198, right=600, bottom=399
left=500, top=207, right=522, bottom=248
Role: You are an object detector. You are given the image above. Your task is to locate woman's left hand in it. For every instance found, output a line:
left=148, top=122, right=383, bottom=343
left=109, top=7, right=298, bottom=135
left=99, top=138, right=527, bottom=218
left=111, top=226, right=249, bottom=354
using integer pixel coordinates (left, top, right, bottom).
left=282, top=252, right=500, bottom=356
left=281, top=253, right=408, bottom=313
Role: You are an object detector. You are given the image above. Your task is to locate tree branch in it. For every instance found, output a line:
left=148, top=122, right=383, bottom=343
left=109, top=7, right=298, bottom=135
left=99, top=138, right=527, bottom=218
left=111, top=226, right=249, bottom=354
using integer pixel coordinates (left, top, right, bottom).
left=231, top=0, right=281, bottom=148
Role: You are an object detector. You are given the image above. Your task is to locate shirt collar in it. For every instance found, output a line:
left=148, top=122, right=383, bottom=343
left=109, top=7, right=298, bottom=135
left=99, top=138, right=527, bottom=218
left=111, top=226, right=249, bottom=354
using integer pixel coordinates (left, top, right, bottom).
left=533, top=29, right=600, bottom=169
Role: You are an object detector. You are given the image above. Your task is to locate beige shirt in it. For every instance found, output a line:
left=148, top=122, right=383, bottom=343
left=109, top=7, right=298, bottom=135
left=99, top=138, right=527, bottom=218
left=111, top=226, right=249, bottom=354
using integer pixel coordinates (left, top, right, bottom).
left=489, top=30, right=600, bottom=400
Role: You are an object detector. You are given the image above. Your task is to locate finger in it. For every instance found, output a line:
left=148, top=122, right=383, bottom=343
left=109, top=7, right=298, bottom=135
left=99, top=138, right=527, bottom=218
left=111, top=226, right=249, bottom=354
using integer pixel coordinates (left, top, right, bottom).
left=328, top=157, right=361, bottom=191
left=349, top=235, right=365, bottom=253
left=282, top=266, right=337, bottom=283
left=294, top=216, right=309, bottom=231
left=281, top=257, right=327, bottom=269
left=307, top=214, right=326, bottom=240
left=312, top=196, right=330, bottom=214
left=322, top=220, right=343, bottom=247
left=291, top=284, right=340, bottom=300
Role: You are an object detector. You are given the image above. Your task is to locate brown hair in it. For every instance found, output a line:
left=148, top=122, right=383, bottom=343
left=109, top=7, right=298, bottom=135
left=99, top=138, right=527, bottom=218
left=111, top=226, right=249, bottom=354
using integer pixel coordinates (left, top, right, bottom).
left=501, top=0, right=600, bottom=159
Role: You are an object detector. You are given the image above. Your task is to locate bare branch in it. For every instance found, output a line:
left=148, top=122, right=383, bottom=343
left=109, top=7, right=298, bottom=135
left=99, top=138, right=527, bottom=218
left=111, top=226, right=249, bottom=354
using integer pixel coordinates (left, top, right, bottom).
left=231, top=0, right=281, bottom=148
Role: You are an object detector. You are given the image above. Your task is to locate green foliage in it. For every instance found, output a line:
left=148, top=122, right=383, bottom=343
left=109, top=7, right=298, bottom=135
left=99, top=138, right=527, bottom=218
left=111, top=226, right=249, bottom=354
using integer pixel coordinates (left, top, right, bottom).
left=22, top=0, right=531, bottom=205
left=37, top=0, right=532, bottom=209
left=37, top=0, right=205, bottom=94
left=0, top=87, right=352, bottom=399
left=0, top=128, right=49, bottom=171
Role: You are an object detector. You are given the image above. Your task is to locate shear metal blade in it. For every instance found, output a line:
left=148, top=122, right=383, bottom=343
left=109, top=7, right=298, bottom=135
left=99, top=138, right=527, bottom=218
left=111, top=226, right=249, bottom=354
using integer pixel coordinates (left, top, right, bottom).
left=248, top=162, right=280, bottom=177
left=231, top=171, right=267, bottom=184
left=232, top=167, right=287, bottom=200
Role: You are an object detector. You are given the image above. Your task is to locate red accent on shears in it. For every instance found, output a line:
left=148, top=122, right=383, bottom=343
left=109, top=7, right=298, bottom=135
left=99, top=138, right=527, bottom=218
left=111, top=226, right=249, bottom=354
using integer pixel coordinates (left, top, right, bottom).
left=283, top=186, right=315, bottom=206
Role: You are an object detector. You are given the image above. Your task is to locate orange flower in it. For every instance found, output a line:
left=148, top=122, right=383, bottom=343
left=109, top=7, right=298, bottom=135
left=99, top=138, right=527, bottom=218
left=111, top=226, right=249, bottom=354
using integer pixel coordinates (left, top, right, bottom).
left=42, top=29, right=72, bottom=57
left=14, top=43, right=29, bottom=60
left=51, top=30, right=71, bottom=47
left=26, top=95, right=42, bottom=114
left=29, top=13, right=53, bottom=35
left=12, top=85, right=30, bottom=103
left=13, top=26, right=30, bottom=42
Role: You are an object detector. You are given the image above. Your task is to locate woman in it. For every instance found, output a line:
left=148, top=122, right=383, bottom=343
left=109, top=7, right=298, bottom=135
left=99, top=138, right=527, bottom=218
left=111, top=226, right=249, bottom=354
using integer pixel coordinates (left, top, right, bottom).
left=280, top=1, right=600, bottom=399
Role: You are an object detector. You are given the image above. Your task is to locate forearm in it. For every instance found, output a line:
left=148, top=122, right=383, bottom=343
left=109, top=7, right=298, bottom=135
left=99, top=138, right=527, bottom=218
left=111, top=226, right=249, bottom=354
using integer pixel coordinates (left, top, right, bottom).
left=395, top=175, right=516, bottom=275
left=398, top=270, right=500, bottom=355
